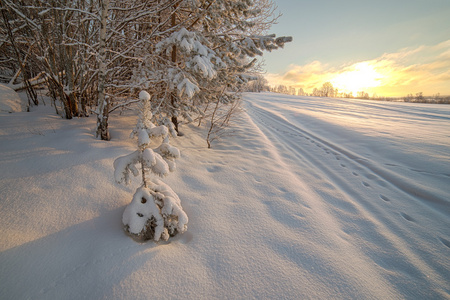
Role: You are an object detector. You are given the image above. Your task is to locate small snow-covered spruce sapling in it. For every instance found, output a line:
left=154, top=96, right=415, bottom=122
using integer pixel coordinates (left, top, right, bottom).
left=114, top=91, right=188, bottom=242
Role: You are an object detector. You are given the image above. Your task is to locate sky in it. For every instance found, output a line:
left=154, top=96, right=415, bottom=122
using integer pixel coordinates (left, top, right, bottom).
left=263, top=0, right=450, bottom=97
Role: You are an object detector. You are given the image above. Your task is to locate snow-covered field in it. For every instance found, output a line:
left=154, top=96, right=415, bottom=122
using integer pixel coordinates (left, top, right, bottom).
left=1, top=90, right=449, bottom=299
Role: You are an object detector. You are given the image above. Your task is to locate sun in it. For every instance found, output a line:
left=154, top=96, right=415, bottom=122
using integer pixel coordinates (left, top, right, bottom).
left=331, top=62, right=383, bottom=95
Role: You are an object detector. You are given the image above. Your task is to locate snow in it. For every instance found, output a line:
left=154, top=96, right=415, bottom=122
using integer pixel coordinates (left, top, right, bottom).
left=123, top=186, right=163, bottom=235
left=0, top=83, right=25, bottom=113
left=147, top=125, right=168, bottom=139
left=137, top=129, right=150, bottom=148
left=139, top=90, right=151, bottom=102
left=1, top=92, right=449, bottom=299
left=177, top=77, right=200, bottom=99
left=113, top=150, right=140, bottom=185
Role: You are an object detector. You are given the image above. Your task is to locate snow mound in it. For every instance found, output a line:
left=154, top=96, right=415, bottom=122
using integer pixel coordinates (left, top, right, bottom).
left=122, top=181, right=188, bottom=242
left=0, top=84, right=24, bottom=113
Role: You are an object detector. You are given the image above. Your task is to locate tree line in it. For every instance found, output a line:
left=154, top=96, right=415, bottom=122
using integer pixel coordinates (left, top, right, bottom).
left=267, top=82, right=450, bottom=104
left=0, top=0, right=291, bottom=140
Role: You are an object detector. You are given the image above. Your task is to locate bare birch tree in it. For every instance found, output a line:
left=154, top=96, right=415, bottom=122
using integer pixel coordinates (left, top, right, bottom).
left=96, top=0, right=110, bottom=140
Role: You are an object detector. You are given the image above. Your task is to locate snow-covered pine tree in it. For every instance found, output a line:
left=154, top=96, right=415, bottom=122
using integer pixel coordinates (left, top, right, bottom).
left=131, top=0, right=291, bottom=136
left=114, top=90, right=187, bottom=242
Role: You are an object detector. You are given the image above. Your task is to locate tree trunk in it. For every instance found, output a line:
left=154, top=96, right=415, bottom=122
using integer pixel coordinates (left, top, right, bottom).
left=170, top=4, right=180, bottom=135
left=96, top=0, right=110, bottom=140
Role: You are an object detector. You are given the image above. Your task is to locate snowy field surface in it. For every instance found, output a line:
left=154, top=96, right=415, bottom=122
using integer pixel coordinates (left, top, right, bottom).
left=1, top=91, right=449, bottom=299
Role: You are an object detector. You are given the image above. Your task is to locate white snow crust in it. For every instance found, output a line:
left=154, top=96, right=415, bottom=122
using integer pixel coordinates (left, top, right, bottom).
left=0, top=92, right=449, bottom=299
left=139, top=90, right=151, bottom=101
left=122, top=187, right=163, bottom=235
left=0, top=83, right=24, bottom=112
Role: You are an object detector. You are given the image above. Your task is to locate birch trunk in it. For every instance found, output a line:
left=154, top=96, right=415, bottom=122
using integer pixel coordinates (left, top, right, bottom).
left=96, top=0, right=110, bottom=140
left=170, top=4, right=180, bottom=135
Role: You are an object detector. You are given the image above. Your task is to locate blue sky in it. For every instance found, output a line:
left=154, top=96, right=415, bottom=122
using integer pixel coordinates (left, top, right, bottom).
left=263, top=0, right=450, bottom=96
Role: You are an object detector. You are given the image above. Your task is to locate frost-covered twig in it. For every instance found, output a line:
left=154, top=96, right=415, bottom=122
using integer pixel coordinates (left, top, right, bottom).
left=108, top=99, right=140, bottom=114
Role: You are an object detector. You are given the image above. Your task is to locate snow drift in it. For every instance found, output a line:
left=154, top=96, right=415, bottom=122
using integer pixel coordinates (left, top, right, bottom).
left=0, top=83, right=24, bottom=113
left=0, top=92, right=449, bottom=299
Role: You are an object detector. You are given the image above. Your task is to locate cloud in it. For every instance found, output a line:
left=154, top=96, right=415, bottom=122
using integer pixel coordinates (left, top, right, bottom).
left=266, top=40, right=450, bottom=96
left=266, top=61, right=336, bottom=92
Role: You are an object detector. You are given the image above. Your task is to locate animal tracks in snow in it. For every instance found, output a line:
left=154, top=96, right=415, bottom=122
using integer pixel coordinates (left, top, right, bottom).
left=206, top=165, right=222, bottom=173
left=362, top=181, right=371, bottom=187
left=247, top=102, right=391, bottom=197
left=438, top=237, right=450, bottom=249
left=244, top=100, right=450, bottom=249
left=400, top=212, right=416, bottom=223
left=379, top=194, right=391, bottom=202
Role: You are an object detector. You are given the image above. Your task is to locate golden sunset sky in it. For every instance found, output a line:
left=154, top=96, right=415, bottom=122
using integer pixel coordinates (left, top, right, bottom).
left=264, top=0, right=450, bottom=97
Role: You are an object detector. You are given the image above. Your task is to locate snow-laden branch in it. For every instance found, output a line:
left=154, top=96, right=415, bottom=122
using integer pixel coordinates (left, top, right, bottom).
left=108, top=99, right=140, bottom=114
left=23, top=5, right=101, bottom=21
left=7, top=72, right=48, bottom=91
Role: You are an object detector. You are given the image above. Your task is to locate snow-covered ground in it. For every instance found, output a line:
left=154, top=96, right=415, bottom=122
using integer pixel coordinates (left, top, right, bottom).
left=0, top=91, right=449, bottom=299
left=0, top=84, right=26, bottom=113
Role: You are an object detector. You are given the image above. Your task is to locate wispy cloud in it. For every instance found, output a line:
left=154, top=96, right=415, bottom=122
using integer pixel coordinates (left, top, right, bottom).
left=266, top=40, right=450, bottom=96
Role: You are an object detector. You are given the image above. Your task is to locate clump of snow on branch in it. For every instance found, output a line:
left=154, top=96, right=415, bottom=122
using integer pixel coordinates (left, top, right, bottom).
left=178, top=78, right=200, bottom=99
left=239, top=34, right=293, bottom=57
left=114, top=90, right=187, bottom=242
left=156, top=28, right=226, bottom=100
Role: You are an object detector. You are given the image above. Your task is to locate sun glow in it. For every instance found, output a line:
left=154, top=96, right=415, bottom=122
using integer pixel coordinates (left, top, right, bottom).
left=331, top=62, right=384, bottom=95
left=267, top=40, right=450, bottom=97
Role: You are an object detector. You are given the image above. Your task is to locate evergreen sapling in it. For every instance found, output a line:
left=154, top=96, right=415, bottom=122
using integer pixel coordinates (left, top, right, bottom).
left=114, top=91, right=188, bottom=242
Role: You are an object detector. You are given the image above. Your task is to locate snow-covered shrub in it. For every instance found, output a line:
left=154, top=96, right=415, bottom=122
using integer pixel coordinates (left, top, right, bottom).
left=114, top=91, right=187, bottom=242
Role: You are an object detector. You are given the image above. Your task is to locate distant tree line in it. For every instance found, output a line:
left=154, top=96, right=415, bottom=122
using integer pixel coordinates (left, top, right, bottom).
left=266, top=82, right=450, bottom=104
left=245, top=75, right=271, bottom=92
